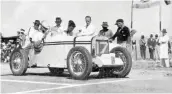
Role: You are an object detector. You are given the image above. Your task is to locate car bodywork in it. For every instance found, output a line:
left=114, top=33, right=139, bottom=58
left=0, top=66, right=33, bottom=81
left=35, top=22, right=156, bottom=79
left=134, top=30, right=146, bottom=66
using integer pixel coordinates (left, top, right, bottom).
left=34, top=34, right=122, bottom=68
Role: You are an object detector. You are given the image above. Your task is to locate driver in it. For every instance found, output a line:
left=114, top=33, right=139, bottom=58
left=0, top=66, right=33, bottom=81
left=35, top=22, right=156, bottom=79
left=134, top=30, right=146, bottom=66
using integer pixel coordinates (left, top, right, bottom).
left=77, top=16, right=96, bottom=36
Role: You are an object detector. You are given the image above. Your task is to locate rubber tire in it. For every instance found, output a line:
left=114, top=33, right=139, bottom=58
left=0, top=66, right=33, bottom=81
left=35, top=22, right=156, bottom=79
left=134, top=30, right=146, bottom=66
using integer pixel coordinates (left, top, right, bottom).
left=67, top=46, right=92, bottom=80
left=49, top=68, right=64, bottom=75
left=110, top=47, right=132, bottom=78
left=10, top=48, right=28, bottom=76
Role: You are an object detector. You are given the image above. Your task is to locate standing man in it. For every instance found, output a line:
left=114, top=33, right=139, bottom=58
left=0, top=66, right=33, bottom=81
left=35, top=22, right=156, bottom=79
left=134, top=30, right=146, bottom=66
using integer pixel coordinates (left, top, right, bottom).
left=154, top=34, right=160, bottom=62
left=159, top=29, right=170, bottom=67
left=22, top=20, right=49, bottom=67
left=139, top=35, right=146, bottom=60
left=147, top=34, right=156, bottom=60
left=51, top=17, right=65, bottom=36
left=109, top=19, right=130, bottom=48
left=98, top=22, right=113, bottom=38
left=77, top=16, right=96, bottom=36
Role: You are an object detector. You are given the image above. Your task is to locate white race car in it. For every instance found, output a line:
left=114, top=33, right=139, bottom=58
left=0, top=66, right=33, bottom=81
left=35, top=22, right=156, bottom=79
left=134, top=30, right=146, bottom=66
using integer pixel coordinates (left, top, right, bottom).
left=10, top=34, right=132, bottom=80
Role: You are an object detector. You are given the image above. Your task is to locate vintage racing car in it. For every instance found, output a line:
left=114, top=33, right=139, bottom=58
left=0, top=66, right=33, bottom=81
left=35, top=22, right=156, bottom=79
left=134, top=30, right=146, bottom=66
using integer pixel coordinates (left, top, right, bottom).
left=10, top=34, right=132, bottom=80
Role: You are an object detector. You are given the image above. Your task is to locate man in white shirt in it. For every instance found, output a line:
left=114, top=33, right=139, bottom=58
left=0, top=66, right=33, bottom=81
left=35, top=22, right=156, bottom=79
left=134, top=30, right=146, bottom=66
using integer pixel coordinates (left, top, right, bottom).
left=28, top=20, right=41, bottom=40
left=77, top=16, right=96, bottom=36
left=51, top=17, right=65, bottom=36
left=22, top=20, right=41, bottom=48
left=23, top=20, right=49, bottom=67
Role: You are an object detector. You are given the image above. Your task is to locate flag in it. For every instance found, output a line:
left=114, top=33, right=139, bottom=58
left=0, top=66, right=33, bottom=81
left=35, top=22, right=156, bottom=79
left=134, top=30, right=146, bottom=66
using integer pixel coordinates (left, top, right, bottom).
left=133, top=0, right=160, bottom=9
left=133, top=0, right=171, bottom=9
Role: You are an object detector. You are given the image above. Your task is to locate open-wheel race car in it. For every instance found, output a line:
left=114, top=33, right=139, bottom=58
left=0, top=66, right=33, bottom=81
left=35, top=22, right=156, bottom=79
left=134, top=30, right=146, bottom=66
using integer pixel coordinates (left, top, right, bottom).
left=10, top=34, right=132, bottom=80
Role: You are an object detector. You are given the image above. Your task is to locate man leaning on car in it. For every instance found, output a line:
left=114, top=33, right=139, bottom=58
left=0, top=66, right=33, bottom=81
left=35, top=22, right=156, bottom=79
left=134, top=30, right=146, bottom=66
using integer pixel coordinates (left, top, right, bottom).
left=109, top=19, right=130, bottom=48
left=22, top=20, right=50, bottom=67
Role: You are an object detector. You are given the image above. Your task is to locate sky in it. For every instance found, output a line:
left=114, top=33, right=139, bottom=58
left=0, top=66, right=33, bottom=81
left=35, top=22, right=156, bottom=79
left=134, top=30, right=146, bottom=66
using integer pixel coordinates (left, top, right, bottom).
left=1, top=0, right=172, bottom=39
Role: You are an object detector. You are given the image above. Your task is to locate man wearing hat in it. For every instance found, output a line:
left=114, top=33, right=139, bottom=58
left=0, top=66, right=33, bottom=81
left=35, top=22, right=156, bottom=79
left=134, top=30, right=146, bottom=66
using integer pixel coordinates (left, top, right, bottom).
left=27, top=20, right=41, bottom=40
left=159, top=29, right=170, bottom=67
left=22, top=20, right=41, bottom=48
left=98, top=22, right=113, bottom=38
left=147, top=34, right=156, bottom=60
left=109, top=19, right=130, bottom=47
left=23, top=20, right=49, bottom=67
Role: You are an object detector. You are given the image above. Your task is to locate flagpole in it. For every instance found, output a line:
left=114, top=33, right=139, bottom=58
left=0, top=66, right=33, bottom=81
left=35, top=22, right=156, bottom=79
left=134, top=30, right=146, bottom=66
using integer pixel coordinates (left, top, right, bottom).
left=159, top=1, right=162, bottom=32
left=131, top=0, right=134, bottom=29
left=131, top=0, right=137, bottom=60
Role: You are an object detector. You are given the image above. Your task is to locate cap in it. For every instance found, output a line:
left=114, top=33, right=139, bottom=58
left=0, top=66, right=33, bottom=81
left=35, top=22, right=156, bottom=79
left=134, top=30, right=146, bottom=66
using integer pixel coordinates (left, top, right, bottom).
left=115, top=19, right=124, bottom=25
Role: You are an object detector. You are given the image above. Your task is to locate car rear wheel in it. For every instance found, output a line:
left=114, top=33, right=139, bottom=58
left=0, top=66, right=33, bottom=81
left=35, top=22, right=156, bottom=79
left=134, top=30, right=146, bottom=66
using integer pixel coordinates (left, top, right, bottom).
left=48, top=68, right=64, bottom=75
left=109, top=47, right=132, bottom=78
left=10, top=48, right=28, bottom=76
left=67, top=46, right=92, bottom=80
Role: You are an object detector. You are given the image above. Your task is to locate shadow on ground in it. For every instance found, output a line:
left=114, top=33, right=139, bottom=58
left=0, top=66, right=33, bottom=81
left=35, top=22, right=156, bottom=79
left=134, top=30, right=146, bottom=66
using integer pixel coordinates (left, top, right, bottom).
left=1, top=71, right=129, bottom=80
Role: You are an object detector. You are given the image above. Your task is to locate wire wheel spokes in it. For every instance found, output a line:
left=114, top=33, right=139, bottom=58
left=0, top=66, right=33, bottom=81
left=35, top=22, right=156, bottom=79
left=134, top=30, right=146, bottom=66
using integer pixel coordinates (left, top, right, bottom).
left=70, top=51, right=86, bottom=75
left=114, top=51, right=127, bottom=73
left=12, top=52, right=22, bottom=71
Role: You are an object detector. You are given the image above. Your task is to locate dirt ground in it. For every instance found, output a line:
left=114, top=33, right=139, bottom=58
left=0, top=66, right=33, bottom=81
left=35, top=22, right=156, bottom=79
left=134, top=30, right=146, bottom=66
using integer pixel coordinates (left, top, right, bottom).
left=1, top=60, right=172, bottom=93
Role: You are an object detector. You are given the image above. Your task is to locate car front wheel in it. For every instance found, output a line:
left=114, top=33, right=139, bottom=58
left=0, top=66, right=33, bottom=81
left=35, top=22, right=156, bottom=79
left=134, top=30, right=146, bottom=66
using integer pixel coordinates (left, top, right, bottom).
left=10, top=48, right=28, bottom=76
left=67, top=46, right=92, bottom=80
left=110, top=46, right=132, bottom=78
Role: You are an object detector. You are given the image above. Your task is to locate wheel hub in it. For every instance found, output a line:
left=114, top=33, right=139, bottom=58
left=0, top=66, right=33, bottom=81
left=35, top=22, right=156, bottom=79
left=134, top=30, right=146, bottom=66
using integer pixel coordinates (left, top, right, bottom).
left=70, top=51, right=86, bottom=75
left=12, top=52, right=22, bottom=70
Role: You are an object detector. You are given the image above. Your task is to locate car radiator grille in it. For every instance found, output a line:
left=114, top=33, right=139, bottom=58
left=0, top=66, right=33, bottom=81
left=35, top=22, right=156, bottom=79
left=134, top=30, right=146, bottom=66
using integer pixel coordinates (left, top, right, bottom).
left=96, top=40, right=109, bottom=56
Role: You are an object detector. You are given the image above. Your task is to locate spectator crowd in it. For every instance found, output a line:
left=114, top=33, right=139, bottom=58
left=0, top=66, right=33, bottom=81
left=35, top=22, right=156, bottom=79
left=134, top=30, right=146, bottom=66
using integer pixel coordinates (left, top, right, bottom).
left=139, top=29, right=172, bottom=67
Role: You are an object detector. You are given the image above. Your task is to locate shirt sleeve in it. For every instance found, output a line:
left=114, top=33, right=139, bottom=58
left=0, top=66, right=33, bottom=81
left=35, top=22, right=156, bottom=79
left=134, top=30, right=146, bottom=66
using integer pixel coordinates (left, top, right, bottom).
left=110, top=30, right=118, bottom=40
left=28, top=27, right=34, bottom=38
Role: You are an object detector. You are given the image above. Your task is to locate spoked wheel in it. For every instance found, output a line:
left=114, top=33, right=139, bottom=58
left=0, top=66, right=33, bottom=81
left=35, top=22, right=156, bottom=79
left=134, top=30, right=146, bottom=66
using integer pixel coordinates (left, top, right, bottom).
left=10, top=48, right=28, bottom=76
left=109, top=47, right=132, bottom=78
left=67, top=46, right=92, bottom=80
left=48, top=68, right=64, bottom=75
